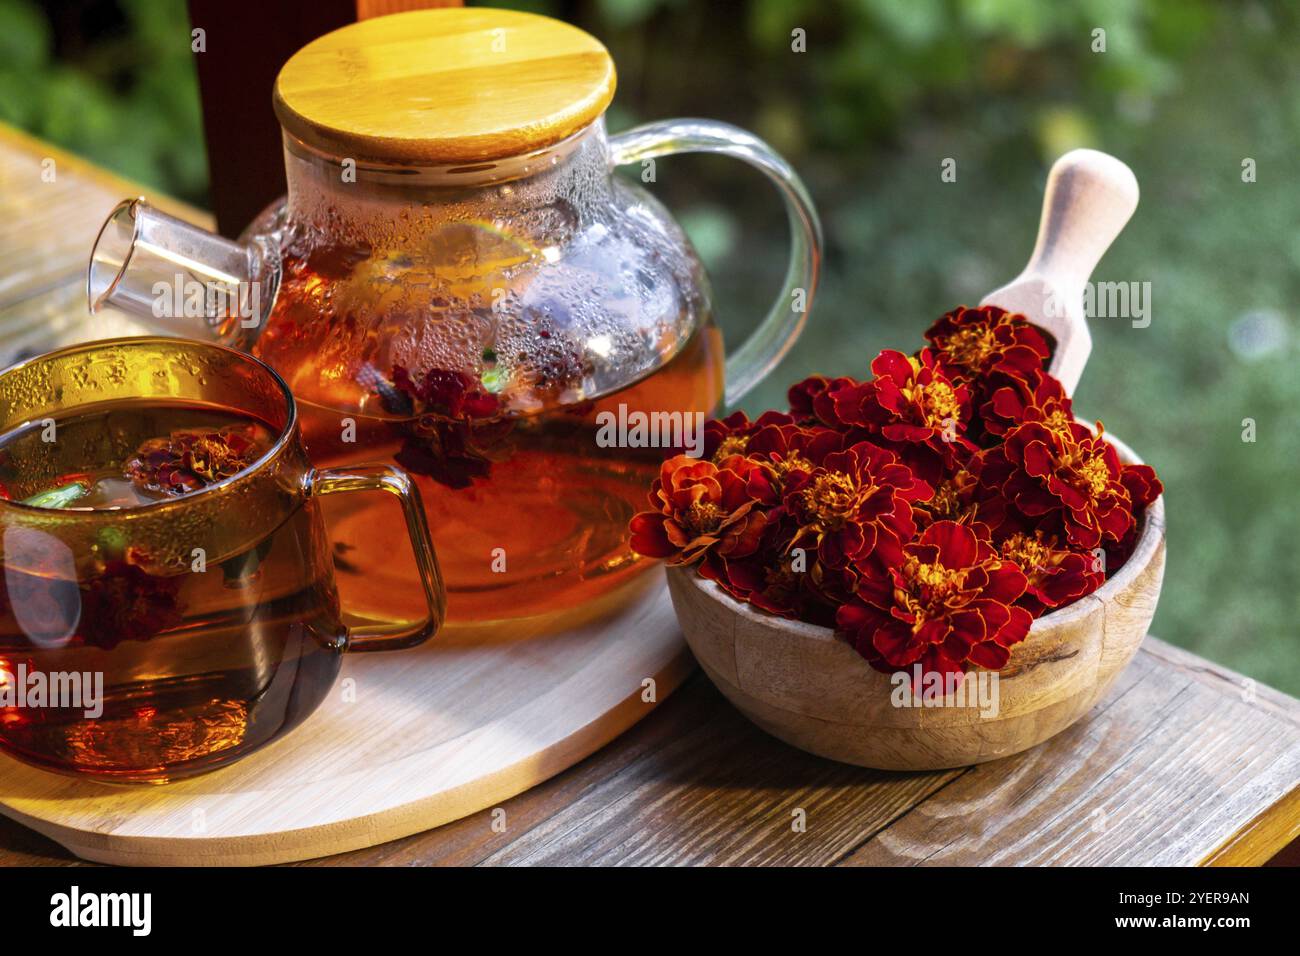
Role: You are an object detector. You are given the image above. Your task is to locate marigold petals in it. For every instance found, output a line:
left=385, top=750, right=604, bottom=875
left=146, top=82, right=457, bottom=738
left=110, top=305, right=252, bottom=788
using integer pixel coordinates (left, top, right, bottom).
left=967, top=641, right=1011, bottom=669
left=874, top=620, right=924, bottom=666
left=628, top=513, right=674, bottom=558
left=984, top=561, right=1030, bottom=604
left=921, top=520, right=979, bottom=568
left=630, top=301, right=1160, bottom=688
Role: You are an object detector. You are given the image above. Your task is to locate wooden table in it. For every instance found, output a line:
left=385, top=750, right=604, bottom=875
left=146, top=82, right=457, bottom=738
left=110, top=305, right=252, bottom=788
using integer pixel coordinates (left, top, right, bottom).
left=0, top=123, right=1297, bottom=867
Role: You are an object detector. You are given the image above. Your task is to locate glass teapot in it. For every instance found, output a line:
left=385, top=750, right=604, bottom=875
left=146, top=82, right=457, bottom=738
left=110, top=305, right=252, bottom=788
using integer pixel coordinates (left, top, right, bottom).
left=87, top=8, right=820, bottom=629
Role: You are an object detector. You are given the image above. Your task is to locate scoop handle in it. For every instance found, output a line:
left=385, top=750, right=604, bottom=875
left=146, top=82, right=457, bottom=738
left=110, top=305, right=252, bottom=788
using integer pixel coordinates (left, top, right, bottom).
left=981, top=149, right=1139, bottom=393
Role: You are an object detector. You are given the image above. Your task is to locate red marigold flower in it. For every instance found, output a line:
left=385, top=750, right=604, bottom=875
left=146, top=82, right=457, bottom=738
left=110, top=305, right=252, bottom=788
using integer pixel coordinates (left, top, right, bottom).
left=627, top=297, right=1163, bottom=659
left=386, top=364, right=509, bottom=489
left=393, top=419, right=501, bottom=489
left=1120, top=463, right=1163, bottom=509
left=924, top=305, right=1050, bottom=385
left=997, top=527, right=1105, bottom=617
left=975, top=420, right=1134, bottom=550
left=629, top=454, right=772, bottom=566
left=866, top=349, right=976, bottom=450
left=745, top=419, right=843, bottom=492
left=126, top=423, right=265, bottom=497
left=912, top=466, right=979, bottom=527
left=978, top=368, right=1075, bottom=440
left=788, top=374, right=856, bottom=425
left=808, top=350, right=977, bottom=485
left=783, top=440, right=930, bottom=569
left=837, top=520, right=1033, bottom=679
left=699, top=513, right=819, bottom=621
left=703, top=409, right=797, bottom=462
left=392, top=365, right=499, bottom=420
left=79, top=550, right=185, bottom=649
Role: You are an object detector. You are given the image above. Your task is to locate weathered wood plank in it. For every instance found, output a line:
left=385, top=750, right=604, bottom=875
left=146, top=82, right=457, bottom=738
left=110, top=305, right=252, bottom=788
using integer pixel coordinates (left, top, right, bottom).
left=295, top=641, right=1299, bottom=867
left=1, top=638, right=1297, bottom=866
left=842, top=640, right=1300, bottom=866
left=302, top=672, right=963, bottom=867
left=0, top=123, right=209, bottom=313
left=0, top=279, right=159, bottom=369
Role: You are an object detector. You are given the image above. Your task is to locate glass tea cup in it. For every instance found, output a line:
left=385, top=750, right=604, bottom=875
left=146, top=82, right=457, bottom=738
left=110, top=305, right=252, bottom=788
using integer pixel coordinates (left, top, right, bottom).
left=0, top=337, right=444, bottom=783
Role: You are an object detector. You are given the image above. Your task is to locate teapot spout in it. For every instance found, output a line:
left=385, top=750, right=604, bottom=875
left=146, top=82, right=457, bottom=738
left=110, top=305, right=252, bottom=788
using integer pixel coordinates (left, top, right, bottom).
left=87, top=198, right=278, bottom=349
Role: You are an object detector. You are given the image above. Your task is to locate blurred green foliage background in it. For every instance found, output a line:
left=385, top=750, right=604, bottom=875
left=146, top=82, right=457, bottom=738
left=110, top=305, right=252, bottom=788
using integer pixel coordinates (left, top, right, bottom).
left=0, top=0, right=1296, bottom=691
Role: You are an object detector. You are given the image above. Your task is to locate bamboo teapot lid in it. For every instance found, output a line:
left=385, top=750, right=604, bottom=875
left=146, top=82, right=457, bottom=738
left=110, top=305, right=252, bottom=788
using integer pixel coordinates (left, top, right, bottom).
left=273, top=8, right=616, bottom=166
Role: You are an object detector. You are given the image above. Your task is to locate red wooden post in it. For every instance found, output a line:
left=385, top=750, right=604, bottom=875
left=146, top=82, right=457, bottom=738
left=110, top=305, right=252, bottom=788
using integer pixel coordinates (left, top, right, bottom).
left=187, top=0, right=463, bottom=236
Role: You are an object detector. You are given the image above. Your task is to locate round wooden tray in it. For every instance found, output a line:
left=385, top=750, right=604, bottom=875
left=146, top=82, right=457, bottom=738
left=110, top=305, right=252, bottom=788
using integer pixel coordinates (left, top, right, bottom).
left=0, top=571, right=688, bottom=866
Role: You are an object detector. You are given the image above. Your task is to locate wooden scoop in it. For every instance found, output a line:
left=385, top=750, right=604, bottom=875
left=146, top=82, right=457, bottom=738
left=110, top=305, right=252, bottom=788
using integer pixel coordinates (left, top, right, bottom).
left=980, top=149, right=1139, bottom=393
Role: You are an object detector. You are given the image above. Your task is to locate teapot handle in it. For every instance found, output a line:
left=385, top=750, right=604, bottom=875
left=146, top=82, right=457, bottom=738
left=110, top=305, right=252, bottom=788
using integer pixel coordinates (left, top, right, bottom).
left=609, top=120, right=822, bottom=407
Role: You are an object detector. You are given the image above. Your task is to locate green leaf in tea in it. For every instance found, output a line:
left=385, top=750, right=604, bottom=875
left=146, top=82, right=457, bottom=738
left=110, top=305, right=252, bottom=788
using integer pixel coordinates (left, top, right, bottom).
left=21, top=480, right=88, bottom=509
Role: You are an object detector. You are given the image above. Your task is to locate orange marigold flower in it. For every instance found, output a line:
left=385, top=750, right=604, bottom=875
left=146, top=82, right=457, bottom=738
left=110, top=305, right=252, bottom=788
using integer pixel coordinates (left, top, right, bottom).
left=629, top=454, right=773, bottom=566
left=837, top=520, right=1033, bottom=679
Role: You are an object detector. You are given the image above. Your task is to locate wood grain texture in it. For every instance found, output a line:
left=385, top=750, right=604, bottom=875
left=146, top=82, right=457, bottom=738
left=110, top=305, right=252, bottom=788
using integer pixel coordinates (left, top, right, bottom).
left=273, top=8, right=616, bottom=164
left=0, top=572, right=691, bottom=866
left=0, top=126, right=208, bottom=313
left=667, top=436, right=1164, bottom=771
left=316, top=638, right=1297, bottom=867
left=3, top=641, right=1297, bottom=867
left=843, top=640, right=1300, bottom=866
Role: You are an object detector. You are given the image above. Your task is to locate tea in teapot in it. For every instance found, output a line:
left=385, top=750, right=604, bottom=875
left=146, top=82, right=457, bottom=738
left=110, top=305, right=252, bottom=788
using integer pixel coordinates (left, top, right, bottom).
left=88, top=8, right=820, bottom=628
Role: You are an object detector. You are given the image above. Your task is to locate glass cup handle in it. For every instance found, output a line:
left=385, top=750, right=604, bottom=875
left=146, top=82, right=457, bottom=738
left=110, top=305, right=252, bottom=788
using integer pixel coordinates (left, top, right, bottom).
left=306, top=465, right=446, bottom=651
left=609, top=119, right=823, bottom=406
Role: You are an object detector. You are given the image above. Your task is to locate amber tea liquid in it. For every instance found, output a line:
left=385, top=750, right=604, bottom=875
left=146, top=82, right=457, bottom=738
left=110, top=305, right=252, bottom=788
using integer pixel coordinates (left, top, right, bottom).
left=296, top=328, right=722, bottom=627
left=0, top=401, right=344, bottom=782
left=255, top=239, right=725, bottom=628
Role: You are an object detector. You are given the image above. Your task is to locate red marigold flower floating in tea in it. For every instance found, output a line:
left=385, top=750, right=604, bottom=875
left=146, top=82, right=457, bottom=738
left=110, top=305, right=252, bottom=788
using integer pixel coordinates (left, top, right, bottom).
left=79, top=552, right=184, bottom=650
left=0, top=543, right=183, bottom=650
left=629, top=304, right=1164, bottom=684
left=127, top=423, right=264, bottom=497
left=392, top=365, right=500, bottom=420
left=384, top=364, right=510, bottom=489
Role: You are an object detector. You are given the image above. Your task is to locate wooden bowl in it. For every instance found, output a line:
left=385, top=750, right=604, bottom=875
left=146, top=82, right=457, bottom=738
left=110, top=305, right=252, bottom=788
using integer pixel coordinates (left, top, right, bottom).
left=665, top=430, right=1166, bottom=771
